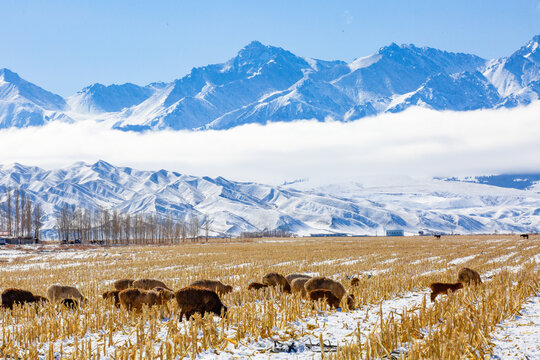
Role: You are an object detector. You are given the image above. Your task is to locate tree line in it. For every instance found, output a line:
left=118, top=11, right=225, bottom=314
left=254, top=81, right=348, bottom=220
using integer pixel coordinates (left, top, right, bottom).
left=0, top=188, right=42, bottom=239
left=54, top=205, right=211, bottom=244
left=1, top=187, right=212, bottom=244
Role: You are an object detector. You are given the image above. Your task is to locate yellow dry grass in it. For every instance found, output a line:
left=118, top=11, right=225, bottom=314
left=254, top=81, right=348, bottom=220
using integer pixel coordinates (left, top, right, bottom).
left=0, top=234, right=538, bottom=359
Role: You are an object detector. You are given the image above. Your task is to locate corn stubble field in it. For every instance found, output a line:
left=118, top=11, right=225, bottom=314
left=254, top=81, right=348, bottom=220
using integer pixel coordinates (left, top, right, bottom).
left=0, top=235, right=539, bottom=359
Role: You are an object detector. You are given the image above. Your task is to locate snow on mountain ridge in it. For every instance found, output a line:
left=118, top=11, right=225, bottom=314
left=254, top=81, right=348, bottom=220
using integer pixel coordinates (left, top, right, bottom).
left=2, top=161, right=540, bottom=238
left=2, top=36, right=540, bottom=131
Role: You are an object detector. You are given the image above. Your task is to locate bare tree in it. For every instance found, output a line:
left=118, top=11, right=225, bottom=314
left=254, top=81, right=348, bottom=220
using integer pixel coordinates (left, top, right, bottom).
left=14, top=189, right=20, bottom=237
left=33, top=202, right=42, bottom=239
left=6, top=189, right=12, bottom=236
left=202, top=215, right=211, bottom=242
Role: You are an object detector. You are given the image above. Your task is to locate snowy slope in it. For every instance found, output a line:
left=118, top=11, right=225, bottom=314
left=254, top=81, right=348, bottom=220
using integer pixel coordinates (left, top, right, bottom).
left=2, top=161, right=540, bottom=238
left=1, top=36, right=539, bottom=131
left=0, top=68, right=71, bottom=128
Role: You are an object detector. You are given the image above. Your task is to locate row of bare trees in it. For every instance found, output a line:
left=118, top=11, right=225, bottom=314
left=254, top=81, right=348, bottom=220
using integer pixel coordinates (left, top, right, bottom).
left=55, top=205, right=211, bottom=244
left=0, top=188, right=42, bottom=238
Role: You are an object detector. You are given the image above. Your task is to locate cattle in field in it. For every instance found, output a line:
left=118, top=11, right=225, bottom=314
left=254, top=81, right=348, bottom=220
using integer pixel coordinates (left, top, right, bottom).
left=285, top=273, right=311, bottom=284
left=118, top=287, right=174, bottom=312
left=350, top=277, right=360, bottom=287
left=457, top=267, right=482, bottom=285
left=520, top=234, right=529, bottom=239
left=247, top=282, right=268, bottom=291
left=429, top=282, right=463, bottom=302
left=434, top=234, right=441, bottom=239
left=47, top=285, right=86, bottom=303
left=190, top=280, right=233, bottom=295
left=175, top=287, right=227, bottom=321
left=1, top=288, right=38, bottom=309
left=132, top=279, right=171, bottom=291
left=113, top=279, right=134, bottom=291
left=262, top=273, right=291, bottom=293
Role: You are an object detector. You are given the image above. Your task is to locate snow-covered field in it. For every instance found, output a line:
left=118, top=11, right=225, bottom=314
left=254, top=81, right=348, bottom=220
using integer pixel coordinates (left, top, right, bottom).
left=490, top=293, right=540, bottom=360
left=0, top=235, right=539, bottom=359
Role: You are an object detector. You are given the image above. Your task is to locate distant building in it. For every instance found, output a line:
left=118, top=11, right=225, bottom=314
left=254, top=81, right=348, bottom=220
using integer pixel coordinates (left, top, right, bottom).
left=310, top=233, right=349, bottom=237
left=386, top=229, right=404, bottom=237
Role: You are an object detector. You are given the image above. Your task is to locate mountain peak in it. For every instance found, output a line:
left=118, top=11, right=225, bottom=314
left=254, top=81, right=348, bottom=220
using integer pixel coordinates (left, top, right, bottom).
left=242, top=40, right=266, bottom=50
left=235, top=41, right=284, bottom=59
left=0, top=68, right=22, bottom=83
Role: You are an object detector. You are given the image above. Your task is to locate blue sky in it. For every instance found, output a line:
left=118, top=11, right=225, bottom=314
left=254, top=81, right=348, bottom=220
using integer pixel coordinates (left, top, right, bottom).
left=1, top=0, right=539, bottom=96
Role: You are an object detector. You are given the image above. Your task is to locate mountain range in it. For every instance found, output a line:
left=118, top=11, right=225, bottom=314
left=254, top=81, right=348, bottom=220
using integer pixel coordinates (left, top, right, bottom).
left=1, top=35, right=539, bottom=131
left=1, top=161, right=540, bottom=238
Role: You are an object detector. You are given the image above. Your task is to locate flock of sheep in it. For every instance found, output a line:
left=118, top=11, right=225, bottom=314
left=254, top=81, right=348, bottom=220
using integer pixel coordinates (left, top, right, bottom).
left=0, top=267, right=482, bottom=319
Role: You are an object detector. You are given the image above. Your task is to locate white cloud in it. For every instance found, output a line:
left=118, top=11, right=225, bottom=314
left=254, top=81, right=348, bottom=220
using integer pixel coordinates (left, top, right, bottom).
left=1, top=103, right=540, bottom=185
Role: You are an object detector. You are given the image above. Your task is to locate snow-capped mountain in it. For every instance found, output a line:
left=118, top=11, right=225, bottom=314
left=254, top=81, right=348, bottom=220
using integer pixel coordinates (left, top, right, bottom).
left=67, top=83, right=156, bottom=113
left=1, top=161, right=540, bottom=238
left=0, top=36, right=539, bottom=131
left=0, top=68, right=72, bottom=128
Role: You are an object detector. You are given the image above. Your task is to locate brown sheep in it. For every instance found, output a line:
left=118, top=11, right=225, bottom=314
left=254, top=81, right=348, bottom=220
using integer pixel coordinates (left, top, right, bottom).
left=346, top=294, right=355, bottom=309
left=102, top=290, right=121, bottom=307
left=190, top=280, right=233, bottom=295
left=113, top=279, right=134, bottom=291
left=262, top=273, right=291, bottom=293
left=33, top=295, right=49, bottom=304
left=118, top=287, right=174, bottom=312
left=61, top=298, right=79, bottom=309
left=309, top=289, right=341, bottom=309
left=457, top=267, right=482, bottom=285
left=247, top=282, right=269, bottom=291
left=350, top=277, right=360, bottom=287
left=285, top=273, right=312, bottom=284
left=47, top=285, right=86, bottom=303
left=1, top=288, right=38, bottom=309
left=304, top=276, right=347, bottom=300
left=175, top=286, right=227, bottom=321
left=291, top=277, right=310, bottom=297
left=132, top=279, right=171, bottom=291
left=429, top=282, right=464, bottom=302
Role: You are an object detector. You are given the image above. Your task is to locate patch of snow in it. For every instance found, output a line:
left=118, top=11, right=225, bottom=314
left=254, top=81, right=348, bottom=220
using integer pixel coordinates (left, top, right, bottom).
left=448, top=255, right=476, bottom=265
left=490, top=293, right=540, bottom=359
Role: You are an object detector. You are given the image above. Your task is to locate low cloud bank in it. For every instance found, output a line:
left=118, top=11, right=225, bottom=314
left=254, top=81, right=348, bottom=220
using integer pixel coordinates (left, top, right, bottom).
left=1, top=103, right=540, bottom=184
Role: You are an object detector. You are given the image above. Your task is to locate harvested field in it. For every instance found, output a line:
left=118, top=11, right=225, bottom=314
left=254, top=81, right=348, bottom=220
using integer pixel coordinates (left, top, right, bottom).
left=0, top=234, right=539, bottom=359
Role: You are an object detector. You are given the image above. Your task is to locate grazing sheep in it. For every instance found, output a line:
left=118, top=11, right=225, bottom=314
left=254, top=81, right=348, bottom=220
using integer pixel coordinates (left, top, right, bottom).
left=61, top=298, right=79, bottom=309
left=175, top=286, right=227, bottom=321
left=291, top=277, right=310, bottom=297
left=1, top=288, right=38, bottom=309
left=350, top=277, right=360, bottom=287
left=119, top=287, right=174, bottom=312
left=132, top=279, right=171, bottom=291
left=102, top=290, right=121, bottom=307
left=285, top=273, right=312, bottom=284
left=346, top=294, right=355, bottom=309
left=457, top=267, right=482, bottom=285
left=247, top=282, right=268, bottom=291
left=309, top=289, right=341, bottom=309
left=33, top=295, right=49, bottom=304
left=262, top=273, right=291, bottom=293
left=429, top=282, right=464, bottom=302
left=113, top=279, right=135, bottom=291
left=304, top=276, right=347, bottom=300
left=47, top=285, right=86, bottom=302
left=190, top=280, right=233, bottom=295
